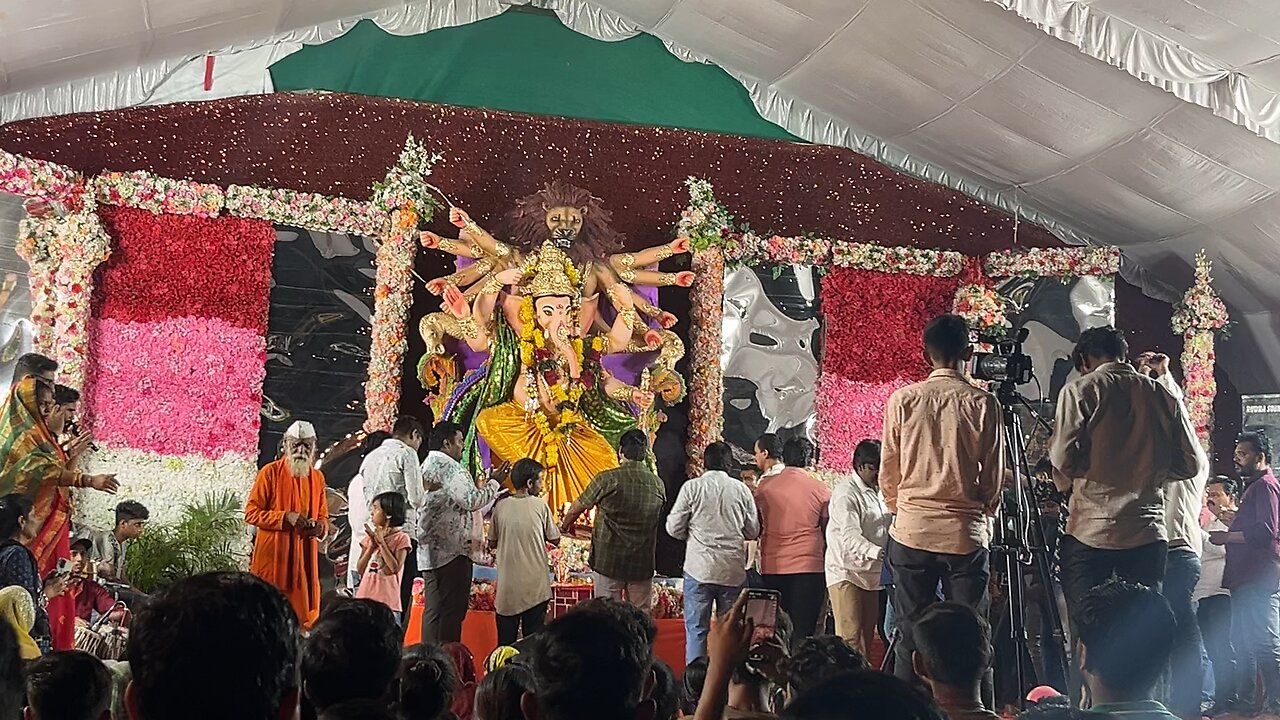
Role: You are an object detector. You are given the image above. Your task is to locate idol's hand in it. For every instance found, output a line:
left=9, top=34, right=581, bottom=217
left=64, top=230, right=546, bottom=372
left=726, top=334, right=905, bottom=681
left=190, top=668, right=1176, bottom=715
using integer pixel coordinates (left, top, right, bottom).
left=442, top=285, right=469, bottom=319
left=426, top=278, right=448, bottom=296
left=496, top=268, right=524, bottom=286
left=420, top=231, right=442, bottom=249
left=658, top=311, right=677, bottom=329
left=644, top=329, right=662, bottom=348
left=670, top=237, right=691, bottom=254
left=450, top=207, right=472, bottom=230
left=632, top=389, right=655, bottom=409
left=675, top=271, right=696, bottom=287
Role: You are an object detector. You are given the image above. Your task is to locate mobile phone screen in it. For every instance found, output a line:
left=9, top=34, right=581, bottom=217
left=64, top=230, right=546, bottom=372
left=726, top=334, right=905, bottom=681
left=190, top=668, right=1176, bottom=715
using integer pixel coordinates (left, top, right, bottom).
left=745, top=590, right=779, bottom=645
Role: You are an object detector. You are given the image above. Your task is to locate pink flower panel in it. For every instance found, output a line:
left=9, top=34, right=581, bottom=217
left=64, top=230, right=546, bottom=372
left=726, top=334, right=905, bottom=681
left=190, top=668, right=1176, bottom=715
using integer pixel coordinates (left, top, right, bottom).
left=816, top=376, right=907, bottom=472
left=85, top=316, right=266, bottom=458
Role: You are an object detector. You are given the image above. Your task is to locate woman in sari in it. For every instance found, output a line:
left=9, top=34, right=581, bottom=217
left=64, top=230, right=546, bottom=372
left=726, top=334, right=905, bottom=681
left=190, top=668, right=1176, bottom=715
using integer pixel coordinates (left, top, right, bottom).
left=0, top=378, right=117, bottom=649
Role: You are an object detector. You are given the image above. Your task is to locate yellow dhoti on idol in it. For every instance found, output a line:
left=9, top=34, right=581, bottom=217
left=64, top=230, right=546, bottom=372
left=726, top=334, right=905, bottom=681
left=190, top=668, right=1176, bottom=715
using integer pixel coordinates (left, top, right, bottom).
left=477, top=401, right=618, bottom=514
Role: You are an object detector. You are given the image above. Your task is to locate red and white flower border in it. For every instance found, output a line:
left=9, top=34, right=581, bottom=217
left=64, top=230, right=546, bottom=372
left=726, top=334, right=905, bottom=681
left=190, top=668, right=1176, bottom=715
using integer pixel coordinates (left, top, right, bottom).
left=1172, top=250, right=1228, bottom=451
left=1, top=141, right=438, bottom=433
left=984, top=246, right=1121, bottom=278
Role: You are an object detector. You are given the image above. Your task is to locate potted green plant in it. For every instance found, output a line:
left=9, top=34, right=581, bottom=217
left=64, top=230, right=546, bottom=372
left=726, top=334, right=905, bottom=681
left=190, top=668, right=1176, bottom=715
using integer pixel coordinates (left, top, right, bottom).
left=124, top=491, right=248, bottom=595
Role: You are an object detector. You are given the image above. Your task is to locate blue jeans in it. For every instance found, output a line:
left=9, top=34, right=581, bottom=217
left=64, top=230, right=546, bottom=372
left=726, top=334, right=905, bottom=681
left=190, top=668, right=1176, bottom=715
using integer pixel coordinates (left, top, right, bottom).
left=684, top=573, right=743, bottom=662
left=1231, top=580, right=1280, bottom=706
left=1164, top=547, right=1204, bottom=718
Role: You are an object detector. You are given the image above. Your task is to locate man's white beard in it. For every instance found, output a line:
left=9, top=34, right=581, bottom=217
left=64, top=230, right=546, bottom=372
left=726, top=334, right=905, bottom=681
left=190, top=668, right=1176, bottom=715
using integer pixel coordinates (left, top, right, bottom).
left=287, top=456, right=312, bottom=478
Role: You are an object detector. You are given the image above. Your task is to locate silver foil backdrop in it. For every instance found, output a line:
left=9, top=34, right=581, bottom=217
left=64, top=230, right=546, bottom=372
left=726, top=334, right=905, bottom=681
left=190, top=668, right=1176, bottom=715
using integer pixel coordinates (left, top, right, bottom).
left=720, top=264, right=822, bottom=462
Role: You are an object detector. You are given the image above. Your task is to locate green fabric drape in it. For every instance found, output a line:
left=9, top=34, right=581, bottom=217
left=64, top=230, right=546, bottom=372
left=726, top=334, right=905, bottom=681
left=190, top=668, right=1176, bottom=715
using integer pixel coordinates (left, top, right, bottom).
left=269, top=10, right=795, bottom=140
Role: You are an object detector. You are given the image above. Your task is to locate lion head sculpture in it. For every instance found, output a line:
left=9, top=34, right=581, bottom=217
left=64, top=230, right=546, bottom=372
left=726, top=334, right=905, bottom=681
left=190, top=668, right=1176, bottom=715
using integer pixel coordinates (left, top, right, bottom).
left=499, top=180, right=625, bottom=265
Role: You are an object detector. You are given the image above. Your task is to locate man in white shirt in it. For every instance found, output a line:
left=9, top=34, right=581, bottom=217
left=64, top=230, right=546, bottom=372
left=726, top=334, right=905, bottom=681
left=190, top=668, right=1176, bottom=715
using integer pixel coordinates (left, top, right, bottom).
left=359, top=416, right=425, bottom=620
left=666, top=441, right=760, bottom=662
left=1198, top=476, right=1239, bottom=715
left=826, top=439, right=891, bottom=657
left=1137, top=351, right=1210, bottom=720
left=418, top=421, right=499, bottom=644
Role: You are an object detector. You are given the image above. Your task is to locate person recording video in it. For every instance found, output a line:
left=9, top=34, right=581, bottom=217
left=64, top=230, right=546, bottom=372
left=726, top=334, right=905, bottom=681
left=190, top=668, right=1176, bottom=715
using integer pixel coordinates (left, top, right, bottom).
left=1048, top=327, right=1202, bottom=702
left=881, top=314, right=1004, bottom=684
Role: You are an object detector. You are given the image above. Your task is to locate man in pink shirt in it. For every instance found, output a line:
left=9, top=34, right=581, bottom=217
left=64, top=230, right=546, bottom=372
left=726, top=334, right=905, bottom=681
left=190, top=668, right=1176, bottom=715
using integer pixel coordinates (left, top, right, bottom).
left=754, top=436, right=832, bottom=647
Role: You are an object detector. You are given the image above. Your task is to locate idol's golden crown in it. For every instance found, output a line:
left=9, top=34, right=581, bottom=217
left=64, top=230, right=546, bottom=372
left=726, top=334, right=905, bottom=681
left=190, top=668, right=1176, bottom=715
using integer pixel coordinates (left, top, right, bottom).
left=528, top=240, right=578, bottom=298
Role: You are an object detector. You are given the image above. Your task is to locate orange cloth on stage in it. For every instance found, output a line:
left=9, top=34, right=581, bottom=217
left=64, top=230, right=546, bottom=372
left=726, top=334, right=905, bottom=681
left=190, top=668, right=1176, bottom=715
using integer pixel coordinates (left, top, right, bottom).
left=245, top=459, right=328, bottom=628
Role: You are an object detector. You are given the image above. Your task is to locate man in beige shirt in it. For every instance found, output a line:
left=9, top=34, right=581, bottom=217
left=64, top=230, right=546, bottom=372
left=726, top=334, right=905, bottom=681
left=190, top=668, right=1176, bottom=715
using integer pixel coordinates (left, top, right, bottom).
left=1048, top=326, right=1201, bottom=704
left=881, top=314, right=1004, bottom=681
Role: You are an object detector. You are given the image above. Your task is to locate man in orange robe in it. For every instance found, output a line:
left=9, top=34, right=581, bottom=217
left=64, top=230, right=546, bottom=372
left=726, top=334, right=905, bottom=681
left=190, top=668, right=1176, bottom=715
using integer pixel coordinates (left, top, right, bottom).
left=246, top=420, right=329, bottom=628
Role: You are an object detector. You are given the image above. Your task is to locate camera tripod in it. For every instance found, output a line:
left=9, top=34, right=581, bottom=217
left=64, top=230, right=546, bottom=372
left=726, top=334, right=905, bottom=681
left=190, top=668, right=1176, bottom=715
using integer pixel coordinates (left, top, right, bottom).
left=990, top=380, right=1070, bottom=706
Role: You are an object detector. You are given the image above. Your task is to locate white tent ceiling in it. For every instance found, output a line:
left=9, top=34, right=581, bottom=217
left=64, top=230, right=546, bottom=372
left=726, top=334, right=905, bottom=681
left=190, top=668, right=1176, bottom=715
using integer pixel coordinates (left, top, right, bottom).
left=2, top=0, right=1279, bottom=392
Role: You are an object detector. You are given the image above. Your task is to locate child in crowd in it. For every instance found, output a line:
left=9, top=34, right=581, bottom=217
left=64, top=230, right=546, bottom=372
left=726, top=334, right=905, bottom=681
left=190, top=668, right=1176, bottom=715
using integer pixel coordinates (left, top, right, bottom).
left=355, top=492, right=412, bottom=618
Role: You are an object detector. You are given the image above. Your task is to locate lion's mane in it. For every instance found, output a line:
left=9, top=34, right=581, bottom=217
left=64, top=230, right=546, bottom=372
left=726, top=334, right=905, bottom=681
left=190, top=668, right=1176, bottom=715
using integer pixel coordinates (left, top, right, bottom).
left=499, top=180, right=625, bottom=265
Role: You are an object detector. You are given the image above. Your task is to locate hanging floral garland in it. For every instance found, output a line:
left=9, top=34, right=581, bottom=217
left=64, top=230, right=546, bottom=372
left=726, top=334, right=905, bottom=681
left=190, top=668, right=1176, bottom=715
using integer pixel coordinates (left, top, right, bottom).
left=951, top=282, right=1008, bottom=335
left=0, top=150, right=82, bottom=200
left=984, top=246, right=1121, bottom=278
left=1172, top=250, right=1229, bottom=450
left=94, top=171, right=225, bottom=218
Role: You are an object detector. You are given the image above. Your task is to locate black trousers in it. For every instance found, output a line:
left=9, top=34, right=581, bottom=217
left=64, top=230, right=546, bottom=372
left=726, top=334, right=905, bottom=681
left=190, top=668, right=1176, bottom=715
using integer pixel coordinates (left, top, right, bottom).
left=422, top=554, right=473, bottom=644
left=888, top=538, right=990, bottom=681
left=761, top=572, right=826, bottom=650
left=1058, top=536, right=1167, bottom=706
left=496, top=600, right=549, bottom=646
left=400, top=540, right=419, bottom=625
left=1198, top=593, right=1236, bottom=706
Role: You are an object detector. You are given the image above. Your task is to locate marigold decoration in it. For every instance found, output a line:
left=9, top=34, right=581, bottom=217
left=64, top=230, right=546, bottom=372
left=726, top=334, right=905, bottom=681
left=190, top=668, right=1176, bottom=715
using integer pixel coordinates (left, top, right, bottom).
left=687, top=247, right=725, bottom=476
left=1172, top=250, right=1228, bottom=450
left=984, top=246, right=1121, bottom=278
left=951, top=283, right=1008, bottom=336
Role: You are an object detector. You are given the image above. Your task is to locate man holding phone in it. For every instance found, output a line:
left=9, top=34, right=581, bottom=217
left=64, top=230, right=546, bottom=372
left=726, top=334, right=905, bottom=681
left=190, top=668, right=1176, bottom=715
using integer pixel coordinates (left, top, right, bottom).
left=880, top=314, right=1004, bottom=682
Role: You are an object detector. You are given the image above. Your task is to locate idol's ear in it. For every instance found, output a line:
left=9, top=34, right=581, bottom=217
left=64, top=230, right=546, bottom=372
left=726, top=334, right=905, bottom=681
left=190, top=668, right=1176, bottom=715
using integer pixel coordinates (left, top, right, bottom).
left=579, top=206, right=589, bottom=217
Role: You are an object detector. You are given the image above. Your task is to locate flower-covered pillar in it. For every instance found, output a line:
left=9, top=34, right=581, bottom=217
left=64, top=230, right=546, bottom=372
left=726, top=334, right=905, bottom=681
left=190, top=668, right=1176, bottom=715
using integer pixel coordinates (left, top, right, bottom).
left=686, top=247, right=725, bottom=476
left=363, top=136, right=442, bottom=432
left=1172, top=250, right=1228, bottom=451
left=16, top=194, right=112, bottom=390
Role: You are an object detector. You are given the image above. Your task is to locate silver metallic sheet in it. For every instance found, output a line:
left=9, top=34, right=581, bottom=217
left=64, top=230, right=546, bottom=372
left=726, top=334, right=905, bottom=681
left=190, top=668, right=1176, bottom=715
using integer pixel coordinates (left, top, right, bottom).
left=0, top=194, right=35, bottom=397
left=720, top=264, right=822, bottom=461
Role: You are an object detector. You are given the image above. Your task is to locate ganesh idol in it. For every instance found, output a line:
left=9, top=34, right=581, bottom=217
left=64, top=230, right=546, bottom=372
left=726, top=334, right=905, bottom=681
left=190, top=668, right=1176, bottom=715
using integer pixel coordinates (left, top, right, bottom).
left=416, top=180, right=693, bottom=513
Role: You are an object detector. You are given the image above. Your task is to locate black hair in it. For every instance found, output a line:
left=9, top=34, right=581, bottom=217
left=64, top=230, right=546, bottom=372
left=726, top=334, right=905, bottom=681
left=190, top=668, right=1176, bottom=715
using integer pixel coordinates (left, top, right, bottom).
left=1071, top=326, right=1129, bottom=368
left=618, top=429, right=649, bottom=462
left=755, top=433, right=783, bottom=460
left=395, top=643, right=457, bottom=720
left=429, top=421, right=463, bottom=451
left=475, top=663, right=536, bottom=720
left=25, top=650, right=113, bottom=720
left=70, top=536, right=92, bottom=554
left=392, top=416, right=425, bottom=441
left=1075, top=579, right=1175, bottom=699
left=1207, top=475, right=1238, bottom=498
left=13, top=353, right=56, bottom=384
left=510, top=458, right=544, bottom=491
left=568, top=597, right=657, bottom=647
left=783, top=437, right=815, bottom=468
left=528, top=601, right=654, bottom=720
left=651, top=658, right=679, bottom=720
left=781, top=670, right=947, bottom=720
left=1238, top=430, right=1273, bottom=464
left=126, top=571, right=300, bottom=720
left=923, top=314, right=971, bottom=364
left=0, top=622, right=23, bottom=720
left=54, top=384, right=80, bottom=406
left=302, top=598, right=402, bottom=713
left=360, top=431, right=393, bottom=458
left=912, top=602, right=993, bottom=689
left=371, top=492, right=408, bottom=528
left=852, top=439, right=881, bottom=470
left=115, top=500, right=150, bottom=526
left=679, top=657, right=708, bottom=717
left=788, top=636, right=871, bottom=696
left=1016, top=705, right=1095, bottom=720
left=703, top=441, right=734, bottom=473
left=0, top=493, right=32, bottom=540
left=317, top=699, right=397, bottom=720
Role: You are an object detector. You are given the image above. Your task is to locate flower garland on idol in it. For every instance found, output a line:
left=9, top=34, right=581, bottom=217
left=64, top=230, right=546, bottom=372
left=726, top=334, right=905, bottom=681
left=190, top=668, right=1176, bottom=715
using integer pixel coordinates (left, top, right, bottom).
left=1172, top=250, right=1228, bottom=450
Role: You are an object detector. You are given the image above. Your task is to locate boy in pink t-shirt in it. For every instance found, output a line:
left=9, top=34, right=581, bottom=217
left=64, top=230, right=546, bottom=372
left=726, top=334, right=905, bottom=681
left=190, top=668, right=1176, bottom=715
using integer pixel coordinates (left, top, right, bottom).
left=356, top=492, right=413, bottom=616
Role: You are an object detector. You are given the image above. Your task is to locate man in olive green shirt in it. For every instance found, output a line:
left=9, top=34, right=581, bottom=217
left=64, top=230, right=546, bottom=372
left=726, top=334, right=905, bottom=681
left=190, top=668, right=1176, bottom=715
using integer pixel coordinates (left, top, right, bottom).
left=562, top=429, right=666, bottom=609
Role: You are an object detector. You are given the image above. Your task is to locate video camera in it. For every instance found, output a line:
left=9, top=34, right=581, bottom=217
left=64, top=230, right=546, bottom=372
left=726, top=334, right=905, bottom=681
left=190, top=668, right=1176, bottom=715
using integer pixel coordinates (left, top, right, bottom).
left=971, top=327, right=1033, bottom=386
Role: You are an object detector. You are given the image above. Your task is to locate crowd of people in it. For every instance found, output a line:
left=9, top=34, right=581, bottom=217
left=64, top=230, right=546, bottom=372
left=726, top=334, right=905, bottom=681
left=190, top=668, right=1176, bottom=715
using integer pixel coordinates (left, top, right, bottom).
left=1, top=312, right=1278, bottom=720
